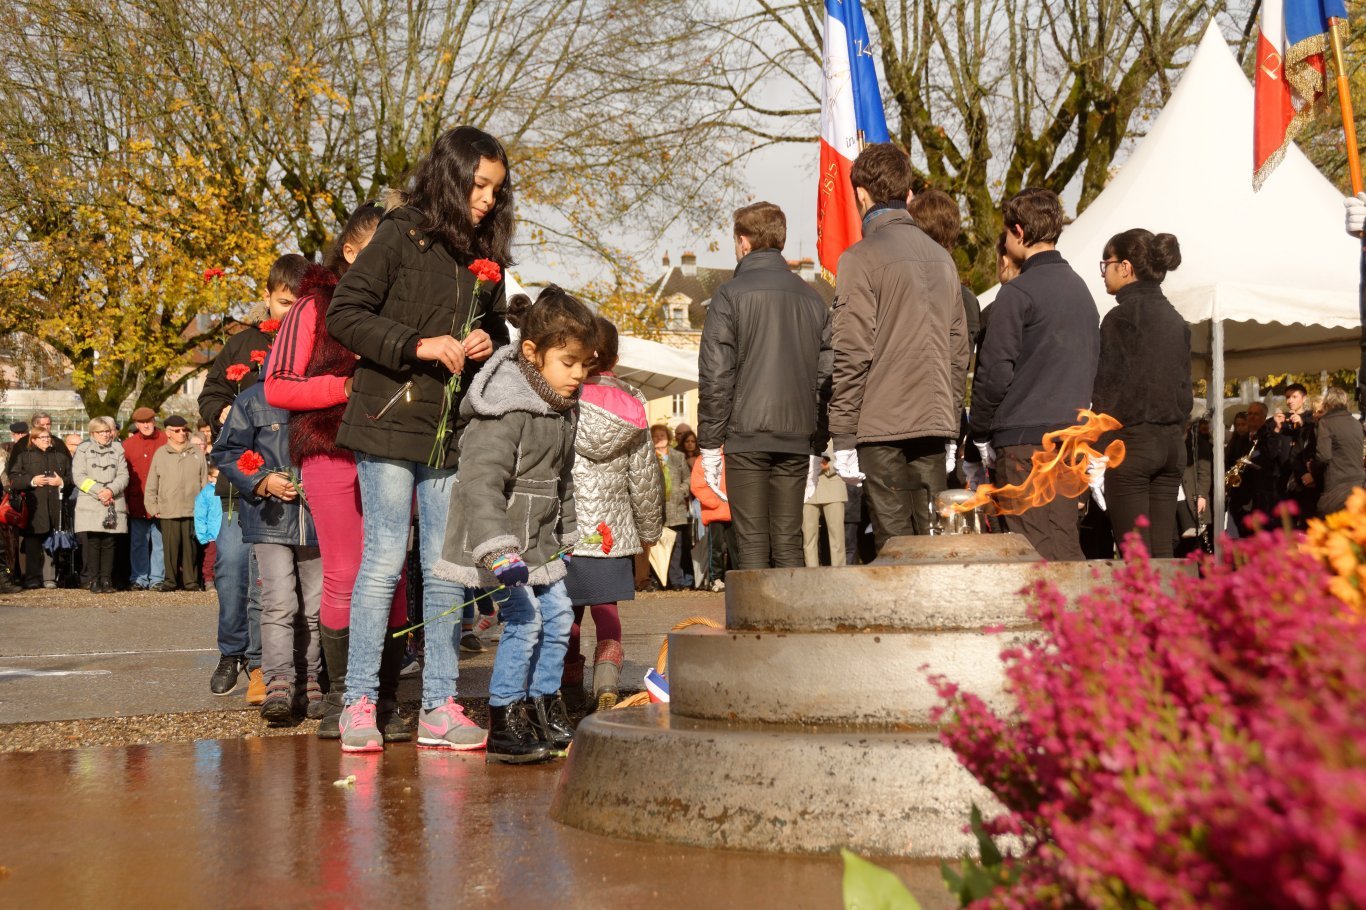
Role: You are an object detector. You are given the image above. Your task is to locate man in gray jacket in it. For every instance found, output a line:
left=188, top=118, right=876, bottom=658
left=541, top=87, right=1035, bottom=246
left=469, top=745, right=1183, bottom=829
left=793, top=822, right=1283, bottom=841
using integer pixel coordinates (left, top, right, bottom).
left=698, top=202, right=831, bottom=569
left=830, top=144, right=969, bottom=547
left=145, top=415, right=208, bottom=591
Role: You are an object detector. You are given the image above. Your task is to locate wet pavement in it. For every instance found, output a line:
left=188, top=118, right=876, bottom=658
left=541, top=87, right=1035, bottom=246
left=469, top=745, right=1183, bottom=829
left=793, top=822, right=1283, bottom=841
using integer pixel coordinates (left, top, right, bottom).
left=0, top=735, right=953, bottom=909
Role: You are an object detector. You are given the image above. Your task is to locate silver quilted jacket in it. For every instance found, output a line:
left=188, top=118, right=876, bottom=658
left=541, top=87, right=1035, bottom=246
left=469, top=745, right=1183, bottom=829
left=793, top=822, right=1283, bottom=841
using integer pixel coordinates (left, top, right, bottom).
left=570, top=375, right=664, bottom=557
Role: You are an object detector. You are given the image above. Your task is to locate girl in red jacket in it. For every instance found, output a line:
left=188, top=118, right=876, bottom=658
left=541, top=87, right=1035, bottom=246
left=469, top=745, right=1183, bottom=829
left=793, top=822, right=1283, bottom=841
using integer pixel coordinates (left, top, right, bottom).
left=263, top=203, right=411, bottom=742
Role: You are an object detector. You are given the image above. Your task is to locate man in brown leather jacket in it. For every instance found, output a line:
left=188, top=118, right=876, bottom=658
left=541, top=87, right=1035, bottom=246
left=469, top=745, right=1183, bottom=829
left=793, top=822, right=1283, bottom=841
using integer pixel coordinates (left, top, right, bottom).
left=829, top=144, right=969, bottom=548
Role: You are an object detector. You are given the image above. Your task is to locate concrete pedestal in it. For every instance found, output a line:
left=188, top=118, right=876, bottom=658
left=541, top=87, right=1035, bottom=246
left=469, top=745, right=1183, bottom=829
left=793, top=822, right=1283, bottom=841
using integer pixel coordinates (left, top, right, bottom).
left=552, top=534, right=1178, bottom=857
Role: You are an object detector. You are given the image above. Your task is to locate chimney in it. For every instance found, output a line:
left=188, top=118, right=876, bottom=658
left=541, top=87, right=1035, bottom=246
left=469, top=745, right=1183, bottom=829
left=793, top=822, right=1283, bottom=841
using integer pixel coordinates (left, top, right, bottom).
left=787, top=259, right=801, bottom=271
left=662, top=252, right=671, bottom=269
left=799, top=257, right=816, bottom=281
left=681, top=251, right=697, bottom=278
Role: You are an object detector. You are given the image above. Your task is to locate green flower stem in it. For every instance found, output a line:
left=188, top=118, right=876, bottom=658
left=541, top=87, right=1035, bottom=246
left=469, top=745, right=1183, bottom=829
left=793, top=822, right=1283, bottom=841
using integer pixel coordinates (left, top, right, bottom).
left=425, top=278, right=487, bottom=468
left=387, top=539, right=596, bottom=639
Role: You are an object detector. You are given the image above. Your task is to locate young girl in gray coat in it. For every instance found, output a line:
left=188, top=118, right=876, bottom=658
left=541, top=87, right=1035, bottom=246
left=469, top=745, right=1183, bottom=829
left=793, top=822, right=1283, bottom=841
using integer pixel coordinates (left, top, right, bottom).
left=435, top=286, right=597, bottom=764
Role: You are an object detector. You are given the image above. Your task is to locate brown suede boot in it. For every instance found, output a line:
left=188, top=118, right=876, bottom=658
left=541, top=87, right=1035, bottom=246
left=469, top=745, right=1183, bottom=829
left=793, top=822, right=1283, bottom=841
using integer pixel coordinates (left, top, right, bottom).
left=591, top=639, right=623, bottom=712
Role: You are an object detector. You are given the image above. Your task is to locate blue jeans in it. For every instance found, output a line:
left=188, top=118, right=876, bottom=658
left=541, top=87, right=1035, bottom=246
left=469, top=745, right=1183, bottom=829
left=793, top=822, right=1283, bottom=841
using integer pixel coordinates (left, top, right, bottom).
left=345, top=455, right=462, bottom=709
left=489, top=580, right=572, bottom=707
left=128, top=517, right=163, bottom=587
left=214, top=511, right=261, bottom=666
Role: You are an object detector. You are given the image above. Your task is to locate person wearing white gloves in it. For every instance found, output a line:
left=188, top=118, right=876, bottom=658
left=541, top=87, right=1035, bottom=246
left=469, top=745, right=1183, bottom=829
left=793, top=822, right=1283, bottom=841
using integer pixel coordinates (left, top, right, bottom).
left=969, top=188, right=1099, bottom=561
left=1345, top=191, right=1366, bottom=235
left=697, top=202, right=832, bottom=570
left=828, top=145, right=969, bottom=550
left=1091, top=228, right=1192, bottom=558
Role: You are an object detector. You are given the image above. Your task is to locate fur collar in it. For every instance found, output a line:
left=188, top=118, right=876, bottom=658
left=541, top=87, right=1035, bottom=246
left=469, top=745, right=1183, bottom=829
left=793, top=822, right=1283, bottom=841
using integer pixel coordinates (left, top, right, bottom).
left=462, top=346, right=574, bottom=419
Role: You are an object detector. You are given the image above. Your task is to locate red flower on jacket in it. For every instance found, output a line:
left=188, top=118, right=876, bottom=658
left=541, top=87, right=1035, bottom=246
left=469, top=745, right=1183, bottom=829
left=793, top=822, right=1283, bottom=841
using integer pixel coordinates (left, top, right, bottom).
left=596, top=521, right=614, bottom=555
left=258, top=319, right=281, bottom=334
left=249, top=349, right=267, bottom=365
left=236, top=450, right=265, bottom=475
left=469, top=259, right=502, bottom=284
left=203, top=267, right=225, bottom=281
left=225, top=364, right=250, bottom=383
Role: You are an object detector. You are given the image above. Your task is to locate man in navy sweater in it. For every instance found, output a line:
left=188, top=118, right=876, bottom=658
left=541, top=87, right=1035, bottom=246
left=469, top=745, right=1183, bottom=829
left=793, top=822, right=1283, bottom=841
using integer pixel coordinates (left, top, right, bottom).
left=970, top=188, right=1099, bottom=560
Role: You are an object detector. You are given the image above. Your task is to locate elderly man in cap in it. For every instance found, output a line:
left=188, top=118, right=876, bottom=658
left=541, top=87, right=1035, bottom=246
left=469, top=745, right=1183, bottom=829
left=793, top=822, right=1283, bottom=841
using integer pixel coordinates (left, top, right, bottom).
left=145, top=415, right=207, bottom=591
left=123, top=407, right=168, bottom=589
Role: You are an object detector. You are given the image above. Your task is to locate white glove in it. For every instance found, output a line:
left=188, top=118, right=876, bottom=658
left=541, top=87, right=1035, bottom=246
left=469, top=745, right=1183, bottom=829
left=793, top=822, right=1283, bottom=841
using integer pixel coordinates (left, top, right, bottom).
left=974, top=440, right=996, bottom=469
left=944, top=441, right=958, bottom=476
left=804, top=455, right=820, bottom=502
left=1346, top=191, right=1366, bottom=235
left=834, top=449, right=863, bottom=481
left=964, top=460, right=989, bottom=491
left=701, top=448, right=727, bottom=502
left=1087, top=456, right=1107, bottom=511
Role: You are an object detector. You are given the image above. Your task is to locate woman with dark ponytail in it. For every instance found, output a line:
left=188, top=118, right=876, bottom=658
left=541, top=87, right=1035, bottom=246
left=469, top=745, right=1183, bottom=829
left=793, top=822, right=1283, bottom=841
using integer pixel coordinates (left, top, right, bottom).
left=324, top=126, right=513, bottom=753
left=1091, top=229, right=1193, bottom=557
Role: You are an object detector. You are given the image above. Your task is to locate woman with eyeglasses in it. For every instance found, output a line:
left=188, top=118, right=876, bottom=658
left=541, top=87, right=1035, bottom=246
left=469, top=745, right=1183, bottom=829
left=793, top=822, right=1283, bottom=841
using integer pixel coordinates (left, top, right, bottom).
left=1091, top=229, right=1192, bottom=557
left=8, top=425, right=73, bottom=589
left=71, top=418, right=129, bottom=593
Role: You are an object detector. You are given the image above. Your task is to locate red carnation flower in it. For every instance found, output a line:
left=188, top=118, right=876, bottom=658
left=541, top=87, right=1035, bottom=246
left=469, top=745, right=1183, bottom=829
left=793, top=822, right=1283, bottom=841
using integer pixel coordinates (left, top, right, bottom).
left=596, top=521, right=614, bottom=555
left=258, top=319, right=281, bottom=334
left=249, top=349, right=267, bottom=365
left=225, top=364, right=250, bottom=382
left=236, top=450, right=265, bottom=475
left=203, top=267, right=225, bottom=281
left=469, top=258, right=502, bottom=284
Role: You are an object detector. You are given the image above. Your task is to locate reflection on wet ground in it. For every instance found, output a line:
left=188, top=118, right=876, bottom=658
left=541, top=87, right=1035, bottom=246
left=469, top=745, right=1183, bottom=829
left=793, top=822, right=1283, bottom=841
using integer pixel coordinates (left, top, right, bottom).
left=0, top=736, right=952, bottom=908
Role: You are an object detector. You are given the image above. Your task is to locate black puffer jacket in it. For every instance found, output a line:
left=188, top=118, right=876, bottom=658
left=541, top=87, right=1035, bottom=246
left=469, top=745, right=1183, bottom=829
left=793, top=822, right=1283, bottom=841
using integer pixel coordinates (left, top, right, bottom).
left=327, top=205, right=510, bottom=467
left=697, top=249, right=831, bottom=455
left=1092, top=281, right=1192, bottom=428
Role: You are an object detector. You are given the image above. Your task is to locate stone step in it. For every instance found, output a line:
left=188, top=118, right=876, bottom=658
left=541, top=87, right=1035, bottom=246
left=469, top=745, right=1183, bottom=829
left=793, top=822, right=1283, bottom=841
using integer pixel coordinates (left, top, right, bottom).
left=725, top=558, right=1127, bottom=632
left=667, top=626, right=1029, bottom=726
left=874, top=532, right=1042, bottom=564
left=550, top=704, right=996, bottom=858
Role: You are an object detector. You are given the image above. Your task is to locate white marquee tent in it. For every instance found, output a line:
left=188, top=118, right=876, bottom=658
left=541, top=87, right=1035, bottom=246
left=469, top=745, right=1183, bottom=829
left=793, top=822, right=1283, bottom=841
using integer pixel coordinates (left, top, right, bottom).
left=980, top=24, right=1362, bottom=536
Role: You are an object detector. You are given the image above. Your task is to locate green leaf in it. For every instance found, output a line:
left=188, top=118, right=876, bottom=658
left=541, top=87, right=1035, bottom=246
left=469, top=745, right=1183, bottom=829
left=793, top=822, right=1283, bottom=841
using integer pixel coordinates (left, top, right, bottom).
left=970, top=804, right=1004, bottom=867
left=841, top=850, right=923, bottom=910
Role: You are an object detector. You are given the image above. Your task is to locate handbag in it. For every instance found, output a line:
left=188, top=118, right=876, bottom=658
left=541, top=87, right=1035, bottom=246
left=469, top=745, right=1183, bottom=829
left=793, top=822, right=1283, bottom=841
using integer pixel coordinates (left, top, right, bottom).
left=0, top=489, right=30, bottom=529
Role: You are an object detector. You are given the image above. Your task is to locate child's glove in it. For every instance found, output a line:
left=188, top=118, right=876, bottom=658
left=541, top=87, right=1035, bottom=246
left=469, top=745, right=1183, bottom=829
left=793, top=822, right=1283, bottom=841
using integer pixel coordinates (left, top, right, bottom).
left=489, top=553, right=529, bottom=587
left=560, top=550, right=572, bottom=564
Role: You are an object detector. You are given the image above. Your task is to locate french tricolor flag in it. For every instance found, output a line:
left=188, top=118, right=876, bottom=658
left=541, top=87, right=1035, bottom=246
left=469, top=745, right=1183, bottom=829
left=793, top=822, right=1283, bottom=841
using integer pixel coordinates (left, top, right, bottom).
left=1253, top=0, right=1347, bottom=190
left=816, top=0, right=889, bottom=280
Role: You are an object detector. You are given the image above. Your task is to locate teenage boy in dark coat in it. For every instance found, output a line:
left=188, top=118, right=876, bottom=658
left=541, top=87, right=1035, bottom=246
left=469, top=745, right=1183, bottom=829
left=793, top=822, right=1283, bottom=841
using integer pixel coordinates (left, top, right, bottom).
left=970, top=188, right=1099, bottom=561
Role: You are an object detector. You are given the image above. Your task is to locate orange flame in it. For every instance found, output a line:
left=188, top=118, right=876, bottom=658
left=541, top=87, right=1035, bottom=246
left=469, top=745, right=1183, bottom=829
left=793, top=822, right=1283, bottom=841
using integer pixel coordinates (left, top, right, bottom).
left=954, top=410, right=1127, bottom=515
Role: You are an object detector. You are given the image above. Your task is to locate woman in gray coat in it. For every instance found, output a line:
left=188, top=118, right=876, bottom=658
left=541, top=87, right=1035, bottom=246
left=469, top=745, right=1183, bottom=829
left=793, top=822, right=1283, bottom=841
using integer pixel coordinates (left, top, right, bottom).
left=1313, top=386, right=1364, bottom=516
left=71, top=417, right=128, bottom=593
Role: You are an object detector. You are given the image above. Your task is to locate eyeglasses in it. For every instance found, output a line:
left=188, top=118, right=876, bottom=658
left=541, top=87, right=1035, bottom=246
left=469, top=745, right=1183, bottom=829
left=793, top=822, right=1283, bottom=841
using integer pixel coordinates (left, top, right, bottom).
left=93, top=428, right=115, bottom=435
left=1099, top=259, right=1121, bottom=277
left=167, top=427, right=188, bottom=434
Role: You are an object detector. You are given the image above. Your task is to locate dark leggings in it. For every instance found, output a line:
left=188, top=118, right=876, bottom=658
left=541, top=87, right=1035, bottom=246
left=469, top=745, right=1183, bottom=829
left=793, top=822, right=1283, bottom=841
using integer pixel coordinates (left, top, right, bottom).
left=568, top=602, right=622, bottom=661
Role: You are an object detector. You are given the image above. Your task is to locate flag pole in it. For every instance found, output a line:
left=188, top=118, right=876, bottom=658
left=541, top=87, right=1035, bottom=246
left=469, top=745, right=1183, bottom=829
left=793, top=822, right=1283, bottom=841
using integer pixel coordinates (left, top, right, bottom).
left=1329, top=18, right=1362, bottom=194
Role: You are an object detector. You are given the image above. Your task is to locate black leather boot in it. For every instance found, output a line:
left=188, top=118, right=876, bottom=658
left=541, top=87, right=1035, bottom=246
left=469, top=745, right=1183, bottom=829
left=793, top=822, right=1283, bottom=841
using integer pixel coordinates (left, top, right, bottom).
left=527, top=694, right=574, bottom=751
left=317, top=625, right=348, bottom=740
left=377, top=632, right=414, bottom=742
left=486, top=703, right=551, bottom=764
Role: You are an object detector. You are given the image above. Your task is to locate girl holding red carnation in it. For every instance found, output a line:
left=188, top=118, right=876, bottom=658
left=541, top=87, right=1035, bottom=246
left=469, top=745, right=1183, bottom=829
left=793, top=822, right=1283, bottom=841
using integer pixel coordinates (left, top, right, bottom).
left=321, top=125, right=513, bottom=753
left=559, top=317, right=664, bottom=711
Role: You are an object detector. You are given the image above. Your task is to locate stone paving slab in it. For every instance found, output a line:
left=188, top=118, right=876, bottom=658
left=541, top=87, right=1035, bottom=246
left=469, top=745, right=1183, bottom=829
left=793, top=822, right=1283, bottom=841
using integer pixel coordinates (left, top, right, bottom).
left=0, top=588, right=722, bottom=724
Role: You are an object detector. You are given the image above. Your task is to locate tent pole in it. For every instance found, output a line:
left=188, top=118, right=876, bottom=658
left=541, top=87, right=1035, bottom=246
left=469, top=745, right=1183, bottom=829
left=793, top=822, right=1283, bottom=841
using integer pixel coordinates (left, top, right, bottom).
left=1211, top=318, right=1226, bottom=557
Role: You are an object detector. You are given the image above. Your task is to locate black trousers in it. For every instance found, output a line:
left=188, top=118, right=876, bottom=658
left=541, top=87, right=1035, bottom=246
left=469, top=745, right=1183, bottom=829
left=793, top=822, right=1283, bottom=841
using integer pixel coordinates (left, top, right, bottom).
left=859, top=437, right=947, bottom=550
left=724, top=451, right=808, bottom=570
left=998, top=444, right=1084, bottom=561
left=80, top=532, right=118, bottom=586
left=1105, top=424, right=1184, bottom=559
left=20, top=533, right=46, bottom=586
left=160, top=517, right=198, bottom=588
